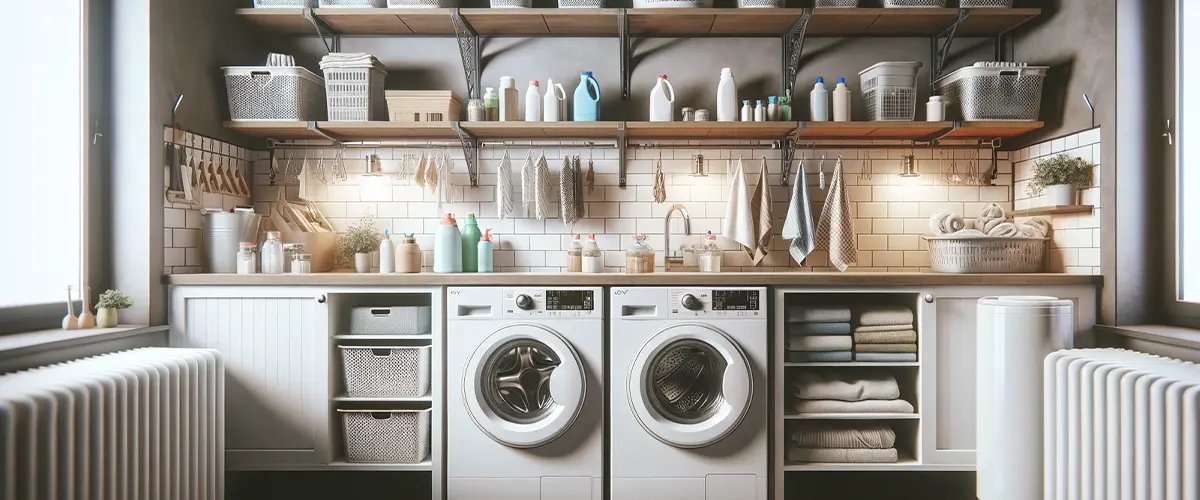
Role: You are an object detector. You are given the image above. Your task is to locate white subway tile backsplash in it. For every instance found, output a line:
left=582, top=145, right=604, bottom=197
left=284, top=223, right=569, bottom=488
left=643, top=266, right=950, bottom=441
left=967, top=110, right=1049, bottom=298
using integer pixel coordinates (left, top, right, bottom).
left=164, top=208, right=185, bottom=229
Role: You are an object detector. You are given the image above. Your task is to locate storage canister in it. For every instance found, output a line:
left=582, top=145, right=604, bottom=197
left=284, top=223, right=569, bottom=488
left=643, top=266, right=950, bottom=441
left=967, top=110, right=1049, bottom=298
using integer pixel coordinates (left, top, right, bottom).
left=237, top=242, right=258, bottom=275
left=203, top=207, right=262, bottom=273
left=467, top=99, right=486, bottom=122
left=397, top=233, right=423, bottom=273
left=291, top=253, right=312, bottom=274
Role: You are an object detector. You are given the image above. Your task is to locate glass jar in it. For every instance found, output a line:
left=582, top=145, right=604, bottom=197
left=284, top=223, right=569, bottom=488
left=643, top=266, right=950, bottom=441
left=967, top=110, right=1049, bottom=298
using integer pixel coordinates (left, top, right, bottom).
left=625, top=234, right=655, bottom=274
left=260, top=231, right=285, bottom=274
left=237, top=242, right=258, bottom=275
left=697, top=232, right=723, bottom=273
left=467, top=99, right=487, bottom=122
left=282, top=243, right=305, bottom=273
left=566, top=235, right=583, bottom=272
left=291, top=254, right=312, bottom=274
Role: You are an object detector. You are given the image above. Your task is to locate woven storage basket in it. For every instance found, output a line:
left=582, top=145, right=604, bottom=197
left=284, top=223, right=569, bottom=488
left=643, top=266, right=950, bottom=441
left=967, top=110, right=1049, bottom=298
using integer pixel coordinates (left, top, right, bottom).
left=386, top=91, right=462, bottom=122
left=224, top=66, right=326, bottom=121
left=349, top=306, right=432, bottom=335
left=492, top=0, right=532, bottom=6
left=388, top=0, right=458, bottom=7
left=815, top=0, right=857, bottom=6
left=960, top=0, right=1013, bottom=6
left=633, top=0, right=712, bottom=7
left=254, top=0, right=316, bottom=6
left=319, top=0, right=385, bottom=6
left=936, top=63, right=1048, bottom=121
left=340, top=345, right=431, bottom=397
left=323, top=66, right=388, bottom=121
left=341, top=409, right=430, bottom=463
left=883, top=0, right=945, bottom=6
left=859, top=61, right=921, bottom=121
left=559, top=0, right=603, bottom=6
left=924, top=236, right=1048, bottom=273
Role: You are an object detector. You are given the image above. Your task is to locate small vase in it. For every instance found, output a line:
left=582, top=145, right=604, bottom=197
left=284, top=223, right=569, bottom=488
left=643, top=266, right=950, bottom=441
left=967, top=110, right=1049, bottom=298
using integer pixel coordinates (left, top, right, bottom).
left=354, top=253, right=371, bottom=273
left=1045, top=184, right=1077, bottom=207
left=96, top=307, right=119, bottom=328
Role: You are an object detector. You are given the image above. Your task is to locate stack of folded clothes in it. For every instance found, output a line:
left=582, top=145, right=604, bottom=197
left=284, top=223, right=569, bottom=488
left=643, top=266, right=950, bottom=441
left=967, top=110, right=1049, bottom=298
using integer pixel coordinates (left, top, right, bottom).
left=788, top=422, right=900, bottom=464
left=790, top=370, right=915, bottom=414
left=853, top=306, right=917, bottom=362
left=786, top=306, right=853, bottom=363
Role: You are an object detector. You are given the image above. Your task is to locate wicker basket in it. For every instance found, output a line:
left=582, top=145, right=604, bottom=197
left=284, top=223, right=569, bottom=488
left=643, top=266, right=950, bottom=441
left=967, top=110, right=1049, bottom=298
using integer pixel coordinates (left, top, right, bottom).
left=385, top=91, right=462, bottom=122
left=319, top=0, right=385, bottom=6
left=924, top=236, right=1048, bottom=273
left=223, top=66, right=326, bottom=121
left=341, top=409, right=430, bottom=464
left=254, top=0, right=316, bottom=6
left=883, top=0, right=945, bottom=6
left=815, top=0, right=857, bottom=6
left=935, top=63, right=1048, bottom=121
left=859, top=61, right=922, bottom=121
left=339, top=345, right=431, bottom=397
left=388, top=0, right=458, bottom=7
left=323, top=66, right=388, bottom=121
left=960, top=0, right=1012, bottom=6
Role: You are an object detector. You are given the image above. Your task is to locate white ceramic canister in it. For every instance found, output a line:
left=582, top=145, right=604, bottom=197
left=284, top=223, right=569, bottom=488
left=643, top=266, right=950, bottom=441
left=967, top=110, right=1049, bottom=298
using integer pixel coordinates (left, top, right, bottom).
left=927, top=95, right=948, bottom=121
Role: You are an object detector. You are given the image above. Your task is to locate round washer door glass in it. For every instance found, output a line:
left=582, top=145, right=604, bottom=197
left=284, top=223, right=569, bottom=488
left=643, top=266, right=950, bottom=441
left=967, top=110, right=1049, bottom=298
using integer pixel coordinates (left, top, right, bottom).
left=627, top=323, right=753, bottom=448
left=463, top=323, right=586, bottom=448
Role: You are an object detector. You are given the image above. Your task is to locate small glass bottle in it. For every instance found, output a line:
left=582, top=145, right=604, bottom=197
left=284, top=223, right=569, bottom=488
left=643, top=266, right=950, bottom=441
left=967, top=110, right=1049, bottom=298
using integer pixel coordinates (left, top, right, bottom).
left=260, top=231, right=285, bottom=274
left=483, top=87, right=499, bottom=121
left=697, top=231, right=723, bottom=273
left=282, top=243, right=304, bottom=273
left=567, top=234, right=583, bottom=272
left=237, top=242, right=258, bottom=275
left=291, top=254, right=312, bottom=274
left=625, top=234, right=655, bottom=274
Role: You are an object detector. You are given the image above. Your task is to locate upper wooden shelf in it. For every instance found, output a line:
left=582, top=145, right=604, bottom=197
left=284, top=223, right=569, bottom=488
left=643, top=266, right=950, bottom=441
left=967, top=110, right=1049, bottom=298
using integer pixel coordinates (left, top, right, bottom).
left=943, top=120, right=1045, bottom=139
left=236, top=7, right=1041, bottom=37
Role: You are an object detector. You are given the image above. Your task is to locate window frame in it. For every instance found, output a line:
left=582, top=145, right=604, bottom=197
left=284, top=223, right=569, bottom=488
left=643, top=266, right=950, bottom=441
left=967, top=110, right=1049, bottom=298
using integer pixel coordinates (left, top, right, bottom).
left=0, top=0, right=109, bottom=335
left=1167, top=0, right=1200, bottom=327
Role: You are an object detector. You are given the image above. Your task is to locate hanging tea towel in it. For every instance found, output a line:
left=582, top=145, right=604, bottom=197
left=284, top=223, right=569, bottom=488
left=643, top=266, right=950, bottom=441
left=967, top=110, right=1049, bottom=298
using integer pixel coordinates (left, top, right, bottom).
left=722, top=158, right=756, bottom=257
left=534, top=151, right=552, bottom=221
left=782, top=159, right=816, bottom=265
left=560, top=156, right=580, bottom=225
left=497, top=149, right=515, bottom=219
left=520, top=150, right=536, bottom=214
left=815, top=158, right=857, bottom=271
left=750, top=157, right=773, bottom=265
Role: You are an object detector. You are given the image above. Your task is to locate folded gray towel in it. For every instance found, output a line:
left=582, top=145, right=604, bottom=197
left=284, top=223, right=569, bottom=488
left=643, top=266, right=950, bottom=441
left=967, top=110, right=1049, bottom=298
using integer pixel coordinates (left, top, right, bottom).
left=787, top=335, right=853, bottom=352
left=856, top=306, right=914, bottom=326
left=855, top=343, right=917, bottom=354
left=787, top=322, right=852, bottom=336
left=787, top=306, right=852, bottom=323
left=792, top=399, right=915, bottom=414
left=790, top=422, right=895, bottom=449
left=788, top=447, right=899, bottom=464
left=787, top=351, right=853, bottom=363
left=853, top=330, right=918, bottom=344
left=853, top=324, right=914, bottom=333
left=791, top=370, right=899, bottom=401
left=855, top=353, right=918, bottom=362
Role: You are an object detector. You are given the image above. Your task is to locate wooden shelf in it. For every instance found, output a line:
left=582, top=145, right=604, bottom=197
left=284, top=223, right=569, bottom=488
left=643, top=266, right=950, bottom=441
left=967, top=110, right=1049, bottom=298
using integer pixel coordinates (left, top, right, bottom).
left=784, top=361, right=919, bottom=367
left=799, top=121, right=951, bottom=139
left=1010, top=204, right=1094, bottom=217
left=466, top=121, right=618, bottom=139
left=626, top=121, right=797, bottom=140
left=327, top=460, right=432, bottom=471
left=785, top=413, right=919, bottom=420
left=943, top=120, right=1045, bottom=139
left=222, top=120, right=326, bottom=139
left=236, top=7, right=1039, bottom=38
left=783, top=458, right=921, bottom=471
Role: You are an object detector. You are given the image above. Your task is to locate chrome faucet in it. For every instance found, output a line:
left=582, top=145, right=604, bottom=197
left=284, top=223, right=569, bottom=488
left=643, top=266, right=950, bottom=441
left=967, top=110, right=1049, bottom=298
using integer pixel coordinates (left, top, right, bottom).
left=663, top=203, right=692, bottom=271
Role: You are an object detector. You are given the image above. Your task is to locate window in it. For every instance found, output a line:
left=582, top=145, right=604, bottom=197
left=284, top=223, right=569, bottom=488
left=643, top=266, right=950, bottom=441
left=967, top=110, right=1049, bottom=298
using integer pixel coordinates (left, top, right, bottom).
left=1173, top=0, right=1200, bottom=321
left=0, top=1, right=101, bottom=332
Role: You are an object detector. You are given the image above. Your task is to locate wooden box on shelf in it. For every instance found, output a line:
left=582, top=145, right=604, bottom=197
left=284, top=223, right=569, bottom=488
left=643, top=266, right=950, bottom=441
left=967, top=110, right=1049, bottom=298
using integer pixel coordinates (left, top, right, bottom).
left=385, top=90, right=461, bottom=123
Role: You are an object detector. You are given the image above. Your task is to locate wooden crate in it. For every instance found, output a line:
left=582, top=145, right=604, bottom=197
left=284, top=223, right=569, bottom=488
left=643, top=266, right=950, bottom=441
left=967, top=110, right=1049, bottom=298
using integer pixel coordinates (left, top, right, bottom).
left=385, top=90, right=461, bottom=122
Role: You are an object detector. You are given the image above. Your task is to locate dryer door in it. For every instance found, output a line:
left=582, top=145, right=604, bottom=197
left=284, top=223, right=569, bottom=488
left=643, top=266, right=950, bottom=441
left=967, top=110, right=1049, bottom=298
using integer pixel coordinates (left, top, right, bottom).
left=627, top=322, right=753, bottom=449
left=462, top=323, right=586, bottom=448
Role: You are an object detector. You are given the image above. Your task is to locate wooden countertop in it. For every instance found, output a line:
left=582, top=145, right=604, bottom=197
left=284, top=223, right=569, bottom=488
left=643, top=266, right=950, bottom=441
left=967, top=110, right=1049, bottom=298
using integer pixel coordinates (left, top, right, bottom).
left=164, top=272, right=1102, bottom=287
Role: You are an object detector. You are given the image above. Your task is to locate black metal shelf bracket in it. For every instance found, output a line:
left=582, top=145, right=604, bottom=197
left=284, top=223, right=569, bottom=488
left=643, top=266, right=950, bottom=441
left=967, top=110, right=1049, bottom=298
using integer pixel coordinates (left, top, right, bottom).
left=450, top=121, right=480, bottom=186
left=302, top=8, right=339, bottom=54
left=618, top=9, right=631, bottom=101
left=305, top=121, right=342, bottom=145
left=782, top=8, right=814, bottom=98
left=617, top=121, right=628, bottom=187
left=930, top=8, right=970, bottom=94
left=780, top=122, right=805, bottom=186
left=451, top=8, right=481, bottom=100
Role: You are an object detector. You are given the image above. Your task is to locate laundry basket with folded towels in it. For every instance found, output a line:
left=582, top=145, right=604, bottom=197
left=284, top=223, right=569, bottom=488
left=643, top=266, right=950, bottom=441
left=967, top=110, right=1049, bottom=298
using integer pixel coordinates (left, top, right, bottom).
left=787, top=422, right=901, bottom=464
left=853, top=306, right=917, bottom=362
left=785, top=306, right=853, bottom=363
left=790, top=370, right=915, bottom=415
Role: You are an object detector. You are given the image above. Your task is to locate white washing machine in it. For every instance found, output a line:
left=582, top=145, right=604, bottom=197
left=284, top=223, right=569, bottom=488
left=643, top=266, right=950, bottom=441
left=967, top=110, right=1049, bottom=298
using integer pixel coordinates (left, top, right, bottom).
left=609, top=287, right=769, bottom=500
left=446, top=287, right=604, bottom=500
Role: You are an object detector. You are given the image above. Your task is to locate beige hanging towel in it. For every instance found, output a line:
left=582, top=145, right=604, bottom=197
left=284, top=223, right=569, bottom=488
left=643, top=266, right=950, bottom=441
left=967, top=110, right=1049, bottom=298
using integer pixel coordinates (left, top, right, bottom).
left=497, top=149, right=515, bottom=219
left=722, top=158, right=755, bottom=257
left=815, top=158, right=857, bottom=271
left=534, top=151, right=552, bottom=220
left=521, top=150, right=536, bottom=213
left=749, top=157, right=773, bottom=265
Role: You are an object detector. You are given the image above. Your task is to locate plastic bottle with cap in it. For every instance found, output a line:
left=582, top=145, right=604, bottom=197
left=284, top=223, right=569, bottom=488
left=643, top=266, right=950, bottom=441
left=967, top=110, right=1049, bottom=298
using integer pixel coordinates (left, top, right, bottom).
left=753, top=100, right=765, bottom=122
left=573, top=71, right=601, bottom=122
left=460, top=213, right=481, bottom=272
left=567, top=234, right=584, bottom=272
left=525, top=80, right=541, bottom=122
left=477, top=229, right=494, bottom=273
left=582, top=234, right=602, bottom=273
left=810, top=76, right=829, bottom=121
left=740, top=100, right=752, bottom=122
left=767, top=96, right=779, bottom=121
left=832, top=77, right=851, bottom=122
left=717, top=67, right=738, bottom=122
left=434, top=213, right=463, bottom=273
left=649, top=75, right=675, bottom=122
left=379, top=230, right=395, bottom=274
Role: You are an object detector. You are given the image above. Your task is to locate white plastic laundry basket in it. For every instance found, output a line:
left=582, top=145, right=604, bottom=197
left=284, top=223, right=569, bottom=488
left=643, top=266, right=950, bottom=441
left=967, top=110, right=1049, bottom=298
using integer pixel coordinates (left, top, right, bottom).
left=341, top=409, right=431, bottom=463
left=339, top=345, right=431, bottom=397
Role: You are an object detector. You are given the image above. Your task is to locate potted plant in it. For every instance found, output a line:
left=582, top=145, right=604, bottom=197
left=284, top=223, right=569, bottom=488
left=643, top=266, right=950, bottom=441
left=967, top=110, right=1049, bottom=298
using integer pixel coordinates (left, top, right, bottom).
left=1026, top=154, right=1092, bottom=207
left=95, top=289, right=132, bottom=328
left=336, top=214, right=382, bottom=273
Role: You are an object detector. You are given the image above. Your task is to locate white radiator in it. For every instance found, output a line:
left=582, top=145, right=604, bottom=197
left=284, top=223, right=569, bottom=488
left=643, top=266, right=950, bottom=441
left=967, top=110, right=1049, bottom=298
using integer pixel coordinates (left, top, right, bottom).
left=0, top=347, right=224, bottom=500
left=1045, top=348, right=1200, bottom=500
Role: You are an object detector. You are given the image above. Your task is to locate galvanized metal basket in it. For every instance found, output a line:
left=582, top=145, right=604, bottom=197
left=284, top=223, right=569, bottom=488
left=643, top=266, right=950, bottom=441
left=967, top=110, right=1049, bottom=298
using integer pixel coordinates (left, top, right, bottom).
left=924, top=236, right=1048, bottom=274
left=559, top=0, right=604, bottom=6
left=341, top=409, right=431, bottom=463
left=936, top=63, right=1048, bottom=121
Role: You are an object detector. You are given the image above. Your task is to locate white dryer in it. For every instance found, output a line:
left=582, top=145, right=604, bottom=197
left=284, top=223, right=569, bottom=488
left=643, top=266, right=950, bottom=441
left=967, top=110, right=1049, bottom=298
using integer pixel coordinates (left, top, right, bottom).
left=446, top=287, right=604, bottom=500
left=609, top=287, right=769, bottom=500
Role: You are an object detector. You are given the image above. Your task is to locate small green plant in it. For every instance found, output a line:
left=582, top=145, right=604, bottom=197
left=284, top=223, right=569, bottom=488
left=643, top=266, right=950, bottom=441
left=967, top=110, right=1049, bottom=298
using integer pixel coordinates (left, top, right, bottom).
left=1026, top=154, right=1092, bottom=196
left=96, top=289, right=133, bottom=310
left=336, top=213, right=382, bottom=265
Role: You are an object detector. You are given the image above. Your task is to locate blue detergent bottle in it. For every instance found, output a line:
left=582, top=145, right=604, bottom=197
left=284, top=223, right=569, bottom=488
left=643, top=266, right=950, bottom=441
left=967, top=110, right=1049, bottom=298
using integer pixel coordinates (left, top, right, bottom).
left=573, top=71, right=601, bottom=122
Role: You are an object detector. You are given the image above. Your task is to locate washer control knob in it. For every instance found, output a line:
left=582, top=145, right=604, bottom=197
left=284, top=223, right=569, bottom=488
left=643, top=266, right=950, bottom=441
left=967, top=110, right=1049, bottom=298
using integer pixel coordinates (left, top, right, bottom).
left=681, top=294, right=703, bottom=311
left=515, top=294, right=534, bottom=311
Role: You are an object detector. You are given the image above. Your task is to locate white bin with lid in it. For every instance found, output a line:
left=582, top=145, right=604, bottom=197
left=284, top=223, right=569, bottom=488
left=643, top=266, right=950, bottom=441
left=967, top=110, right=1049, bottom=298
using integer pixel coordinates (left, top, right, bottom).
left=976, top=296, right=1073, bottom=500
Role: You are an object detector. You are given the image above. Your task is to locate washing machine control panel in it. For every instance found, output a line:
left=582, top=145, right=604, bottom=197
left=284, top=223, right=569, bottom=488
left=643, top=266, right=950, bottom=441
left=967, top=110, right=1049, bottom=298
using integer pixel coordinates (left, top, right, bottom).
left=668, top=288, right=762, bottom=318
left=503, top=288, right=601, bottom=318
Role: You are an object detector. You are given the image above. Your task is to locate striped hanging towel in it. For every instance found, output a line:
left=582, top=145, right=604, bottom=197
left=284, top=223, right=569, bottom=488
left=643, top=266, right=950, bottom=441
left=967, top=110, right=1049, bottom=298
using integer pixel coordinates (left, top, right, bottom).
left=497, top=149, right=515, bottom=219
left=750, top=157, right=773, bottom=265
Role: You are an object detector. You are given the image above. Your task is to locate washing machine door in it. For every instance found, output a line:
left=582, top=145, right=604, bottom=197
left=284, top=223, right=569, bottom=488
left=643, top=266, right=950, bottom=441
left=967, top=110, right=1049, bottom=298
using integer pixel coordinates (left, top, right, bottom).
left=627, top=322, right=753, bottom=449
left=462, top=323, right=586, bottom=448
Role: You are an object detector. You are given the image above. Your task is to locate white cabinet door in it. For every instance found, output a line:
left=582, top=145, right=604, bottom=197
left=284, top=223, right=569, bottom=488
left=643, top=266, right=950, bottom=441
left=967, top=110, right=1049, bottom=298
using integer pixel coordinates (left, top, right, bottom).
left=169, top=286, right=331, bottom=470
left=920, top=285, right=1097, bottom=467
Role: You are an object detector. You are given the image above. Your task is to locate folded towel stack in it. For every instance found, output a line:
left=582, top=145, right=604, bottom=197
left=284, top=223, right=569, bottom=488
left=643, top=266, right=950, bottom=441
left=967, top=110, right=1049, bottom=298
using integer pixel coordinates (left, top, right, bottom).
left=788, top=422, right=901, bottom=464
left=786, top=306, right=853, bottom=363
left=853, top=306, right=917, bottom=362
left=929, top=204, right=1052, bottom=239
left=319, top=53, right=387, bottom=71
left=790, top=370, right=915, bottom=415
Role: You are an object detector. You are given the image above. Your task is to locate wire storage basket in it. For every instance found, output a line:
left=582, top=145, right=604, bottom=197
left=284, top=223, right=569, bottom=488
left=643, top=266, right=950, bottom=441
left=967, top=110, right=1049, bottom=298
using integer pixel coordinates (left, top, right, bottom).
left=924, top=236, right=1048, bottom=273
left=254, top=0, right=316, bottom=6
left=859, top=61, right=922, bottom=121
left=738, top=0, right=785, bottom=7
left=959, top=0, right=1013, bottom=6
left=815, top=0, right=857, bottom=6
left=341, top=409, right=431, bottom=464
left=935, top=63, right=1048, bottom=121
left=340, top=345, right=432, bottom=397
left=882, top=0, right=946, bottom=6
left=224, top=66, right=326, bottom=121
left=559, top=0, right=603, bottom=6
left=319, top=0, right=385, bottom=6
left=349, top=306, right=432, bottom=335
left=323, top=66, right=388, bottom=121
left=492, top=0, right=532, bottom=6
left=632, top=0, right=713, bottom=7
left=388, top=0, right=458, bottom=6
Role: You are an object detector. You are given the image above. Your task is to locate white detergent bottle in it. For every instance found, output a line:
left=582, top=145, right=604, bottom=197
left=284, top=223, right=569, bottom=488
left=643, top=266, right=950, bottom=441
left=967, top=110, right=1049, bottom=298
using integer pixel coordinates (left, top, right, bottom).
left=543, top=79, right=566, bottom=122
left=810, top=77, right=829, bottom=121
left=717, top=68, right=738, bottom=122
left=649, top=75, right=676, bottom=122
left=499, top=76, right=518, bottom=121
left=524, top=80, right=541, bottom=122
left=379, top=230, right=394, bottom=274
left=753, top=100, right=765, bottom=122
left=832, top=77, right=851, bottom=122
left=740, top=100, right=752, bottom=122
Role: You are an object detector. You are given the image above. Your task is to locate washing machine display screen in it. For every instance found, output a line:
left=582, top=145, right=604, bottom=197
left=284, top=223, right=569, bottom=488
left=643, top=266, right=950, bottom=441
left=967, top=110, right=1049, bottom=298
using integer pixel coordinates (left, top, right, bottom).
left=546, top=290, right=594, bottom=311
left=712, top=290, right=759, bottom=311
left=483, top=339, right=561, bottom=424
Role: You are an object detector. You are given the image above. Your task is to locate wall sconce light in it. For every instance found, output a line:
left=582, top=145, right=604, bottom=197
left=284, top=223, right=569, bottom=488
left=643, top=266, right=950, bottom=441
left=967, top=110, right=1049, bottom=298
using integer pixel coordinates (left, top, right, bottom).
left=691, top=154, right=708, bottom=177
left=899, top=154, right=919, bottom=178
left=364, top=153, right=383, bottom=177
